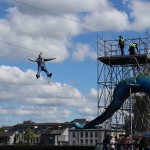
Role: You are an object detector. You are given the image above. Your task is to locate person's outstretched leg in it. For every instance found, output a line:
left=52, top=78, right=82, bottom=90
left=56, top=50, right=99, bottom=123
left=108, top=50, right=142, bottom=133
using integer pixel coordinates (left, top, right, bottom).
left=36, top=66, right=41, bottom=79
left=41, top=66, right=52, bottom=77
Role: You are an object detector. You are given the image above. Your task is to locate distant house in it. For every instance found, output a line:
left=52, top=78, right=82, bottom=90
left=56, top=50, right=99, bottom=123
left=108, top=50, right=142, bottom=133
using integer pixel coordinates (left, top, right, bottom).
left=40, top=128, right=69, bottom=145
left=2, top=119, right=89, bottom=145
left=3, top=126, right=14, bottom=132
left=13, top=120, right=73, bottom=134
left=0, top=131, right=16, bottom=145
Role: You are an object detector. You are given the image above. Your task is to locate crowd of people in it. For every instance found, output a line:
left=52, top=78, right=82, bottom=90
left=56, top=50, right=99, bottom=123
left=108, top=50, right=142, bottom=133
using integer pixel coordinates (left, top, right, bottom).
left=103, top=134, right=150, bottom=150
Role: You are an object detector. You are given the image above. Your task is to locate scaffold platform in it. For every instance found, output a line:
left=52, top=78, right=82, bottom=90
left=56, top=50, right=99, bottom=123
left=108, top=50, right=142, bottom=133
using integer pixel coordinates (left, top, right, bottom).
left=98, top=54, right=150, bottom=66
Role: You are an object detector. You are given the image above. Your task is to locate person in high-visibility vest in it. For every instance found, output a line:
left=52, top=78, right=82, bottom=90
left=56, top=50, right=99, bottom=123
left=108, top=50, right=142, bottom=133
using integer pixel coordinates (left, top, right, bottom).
left=128, top=43, right=138, bottom=55
left=118, top=35, right=125, bottom=55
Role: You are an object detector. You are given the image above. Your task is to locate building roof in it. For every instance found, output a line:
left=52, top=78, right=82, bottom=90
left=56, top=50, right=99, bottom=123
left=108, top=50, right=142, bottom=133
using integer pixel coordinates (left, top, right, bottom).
left=50, top=130, right=62, bottom=135
left=0, top=131, right=16, bottom=137
left=14, top=121, right=72, bottom=127
left=42, top=128, right=66, bottom=135
left=43, top=128, right=52, bottom=134
left=3, top=126, right=13, bottom=128
left=69, top=128, right=124, bottom=132
left=50, top=129, right=65, bottom=135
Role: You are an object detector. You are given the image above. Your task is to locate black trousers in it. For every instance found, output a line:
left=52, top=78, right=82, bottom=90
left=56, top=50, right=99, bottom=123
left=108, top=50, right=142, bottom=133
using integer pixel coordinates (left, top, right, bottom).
left=119, top=45, right=124, bottom=55
left=120, top=47, right=124, bottom=55
left=129, top=47, right=135, bottom=55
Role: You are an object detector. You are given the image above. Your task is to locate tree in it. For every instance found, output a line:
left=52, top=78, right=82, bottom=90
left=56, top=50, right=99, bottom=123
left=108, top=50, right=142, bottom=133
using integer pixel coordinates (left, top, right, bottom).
left=0, top=126, right=5, bottom=132
left=124, top=67, right=150, bottom=133
left=133, top=93, right=150, bottom=132
left=24, top=128, right=35, bottom=144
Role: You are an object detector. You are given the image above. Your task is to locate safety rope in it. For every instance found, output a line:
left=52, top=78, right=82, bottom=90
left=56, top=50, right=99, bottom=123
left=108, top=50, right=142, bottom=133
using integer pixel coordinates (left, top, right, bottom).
left=47, top=76, right=50, bottom=84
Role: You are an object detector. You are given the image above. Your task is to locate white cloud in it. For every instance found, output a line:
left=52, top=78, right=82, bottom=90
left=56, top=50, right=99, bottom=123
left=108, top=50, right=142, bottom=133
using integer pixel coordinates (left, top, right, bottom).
left=87, top=88, right=97, bottom=98
left=0, top=105, right=72, bottom=125
left=0, top=106, right=8, bottom=114
left=0, top=7, right=75, bottom=61
left=0, top=65, right=98, bottom=125
left=0, top=66, right=124, bottom=126
left=122, top=0, right=130, bottom=5
left=1, top=0, right=150, bottom=63
left=128, top=0, right=150, bottom=31
left=12, top=106, right=72, bottom=120
left=72, top=43, right=96, bottom=61
left=0, top=0, right=115, bottom=16
left=76, top=88, right=98, bottom=121
left=84, top=8, right=130, bottom=32
left=0, top=83, right=87, bottom=108
left=0, top=65, right=45, bottom=85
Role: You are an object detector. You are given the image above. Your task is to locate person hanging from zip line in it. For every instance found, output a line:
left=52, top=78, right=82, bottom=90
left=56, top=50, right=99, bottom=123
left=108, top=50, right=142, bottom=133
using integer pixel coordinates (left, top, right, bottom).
left=28, top=53, right=56, bottom=79
left=128, top=43, right=139, bottom=55
left=118, top=35, right=125, bottom=55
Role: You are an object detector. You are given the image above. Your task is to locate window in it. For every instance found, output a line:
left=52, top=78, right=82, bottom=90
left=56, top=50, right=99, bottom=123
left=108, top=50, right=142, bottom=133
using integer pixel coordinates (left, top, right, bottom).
left=95, top=132, right=98, bottom=138
left=80, top=139, right=83, bottom=145
left=24, top=126, right=27, bottom=129
left=95, top=139, right=98, bottom=144
left=73, top=141, right=75, bottom=145
left=85, top=139, right=88, bottom=145
left=80, top=132, right=83, bottom=138
left=73, top=132, right=75, bottom=138
left=90, top=139, right=93, bottom=145
left=85, top=132, right=88, bottom=138
left=90, top=132, right=93, bottom=138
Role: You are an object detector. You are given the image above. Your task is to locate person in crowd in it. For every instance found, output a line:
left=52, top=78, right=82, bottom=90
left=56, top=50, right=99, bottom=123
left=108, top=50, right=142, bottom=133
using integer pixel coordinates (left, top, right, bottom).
left=147, top=137, right=150, bottom=150
left=110, top=136, right=115, bottom=150
left=138, top=134, right=146, bottom=150
left=114, top=136, right=119, bottom=150
left=132, top=137, right=139, bottom=150
left=125, top=136, right=131, bottom=150
left=103, top=134, right=110, bottom=150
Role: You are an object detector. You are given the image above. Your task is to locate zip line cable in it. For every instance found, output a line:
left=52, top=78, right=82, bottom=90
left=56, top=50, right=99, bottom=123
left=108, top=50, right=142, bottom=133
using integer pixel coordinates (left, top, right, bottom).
left=0, top=39, right=67, bottom=53
left=0, top=0, right=119, bottom=54
left=13, top=0, right=116, bottom=34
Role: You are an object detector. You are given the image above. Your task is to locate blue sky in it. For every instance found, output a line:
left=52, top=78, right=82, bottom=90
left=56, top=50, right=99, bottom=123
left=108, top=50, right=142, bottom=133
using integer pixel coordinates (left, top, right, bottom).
left=0, top=0, right=150, bottom=127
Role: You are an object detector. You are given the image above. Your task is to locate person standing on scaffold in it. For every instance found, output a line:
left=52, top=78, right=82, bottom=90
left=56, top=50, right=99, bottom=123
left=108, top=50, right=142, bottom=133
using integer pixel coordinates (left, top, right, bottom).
left=28, top=53, right=56, bottom=79
left=118, top=35, right=125, bottom=55
left=128, top=43, right=138, bottom=55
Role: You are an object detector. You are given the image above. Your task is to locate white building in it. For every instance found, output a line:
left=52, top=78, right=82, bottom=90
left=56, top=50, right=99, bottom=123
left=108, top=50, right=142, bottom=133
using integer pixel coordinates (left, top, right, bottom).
left=69, top=127, right=125, bottom=146
left=58, top=128, right=68, bottom=145
left=69, top=128, right=105, bottom=146
left=0, top=131, right=16, bottom=145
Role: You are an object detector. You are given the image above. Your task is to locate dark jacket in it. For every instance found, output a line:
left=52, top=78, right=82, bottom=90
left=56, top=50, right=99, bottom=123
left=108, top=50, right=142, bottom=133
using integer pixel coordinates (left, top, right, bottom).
left=29, top=58, right=54, bottom=67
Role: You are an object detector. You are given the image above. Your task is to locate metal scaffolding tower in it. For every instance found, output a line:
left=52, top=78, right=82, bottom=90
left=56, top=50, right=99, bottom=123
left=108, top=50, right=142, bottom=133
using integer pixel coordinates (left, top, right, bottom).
left=97, top=31, right=150, bottom=133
